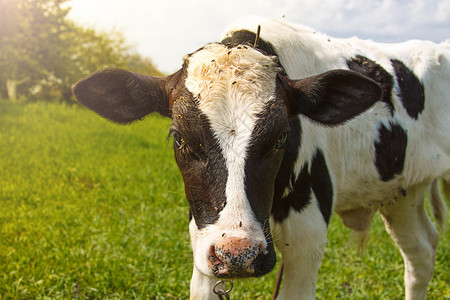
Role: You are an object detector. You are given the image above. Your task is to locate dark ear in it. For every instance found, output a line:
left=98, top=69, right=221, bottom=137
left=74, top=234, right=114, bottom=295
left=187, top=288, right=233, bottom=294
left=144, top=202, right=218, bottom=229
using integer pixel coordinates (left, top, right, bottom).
left=280, top=69, right=382, bottom=125
left=73, top=68, right=179, bottom=123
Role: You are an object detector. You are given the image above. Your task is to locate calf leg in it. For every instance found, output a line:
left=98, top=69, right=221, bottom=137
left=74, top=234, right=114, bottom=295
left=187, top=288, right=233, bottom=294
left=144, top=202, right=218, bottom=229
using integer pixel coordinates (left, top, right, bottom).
left=271, top=202, right=328, bottom=299
left=379, top=183, right=440, bottom=300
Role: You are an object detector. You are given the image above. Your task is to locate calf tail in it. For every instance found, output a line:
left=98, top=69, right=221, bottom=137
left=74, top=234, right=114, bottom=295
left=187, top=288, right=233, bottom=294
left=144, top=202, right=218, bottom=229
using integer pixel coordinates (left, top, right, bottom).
left=429, top=180, right=448, bottom=234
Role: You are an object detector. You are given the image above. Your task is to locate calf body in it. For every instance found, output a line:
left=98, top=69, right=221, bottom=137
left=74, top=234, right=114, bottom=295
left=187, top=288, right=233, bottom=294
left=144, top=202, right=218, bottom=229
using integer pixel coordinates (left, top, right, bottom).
left=73, top=16, right=449, bottom=299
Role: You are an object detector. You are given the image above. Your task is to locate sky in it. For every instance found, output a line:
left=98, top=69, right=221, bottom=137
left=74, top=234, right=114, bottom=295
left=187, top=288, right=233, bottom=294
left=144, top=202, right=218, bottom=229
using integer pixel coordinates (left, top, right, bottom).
left=68, top=0, right=450, bottom=74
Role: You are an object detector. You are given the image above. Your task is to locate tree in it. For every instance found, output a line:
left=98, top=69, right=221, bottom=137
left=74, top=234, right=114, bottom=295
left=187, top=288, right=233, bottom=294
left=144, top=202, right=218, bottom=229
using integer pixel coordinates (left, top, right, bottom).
left=43, top=23, right=163, bottom=102
left=123, top=51, right=164, bottom=77
left=0, top=0, right=70, bottom=101
left=0, top=0, right=163, bottom=102
left=50, top=23, right=128, bottom=102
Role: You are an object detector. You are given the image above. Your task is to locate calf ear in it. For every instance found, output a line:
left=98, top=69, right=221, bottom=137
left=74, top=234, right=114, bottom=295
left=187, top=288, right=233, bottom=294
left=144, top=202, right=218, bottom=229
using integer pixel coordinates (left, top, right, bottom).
left=73, top=68, right=178, bottom=123
left=280, top=70, right=382, bottom=125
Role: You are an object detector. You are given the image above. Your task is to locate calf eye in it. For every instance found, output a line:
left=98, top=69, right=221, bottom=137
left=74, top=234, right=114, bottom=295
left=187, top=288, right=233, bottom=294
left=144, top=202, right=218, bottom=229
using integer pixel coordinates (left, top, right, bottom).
left=170, top=130, right=204, bottom=160
left=275, top=132, right=288, bottom=150
left=172, top=131, right=187, bottom=152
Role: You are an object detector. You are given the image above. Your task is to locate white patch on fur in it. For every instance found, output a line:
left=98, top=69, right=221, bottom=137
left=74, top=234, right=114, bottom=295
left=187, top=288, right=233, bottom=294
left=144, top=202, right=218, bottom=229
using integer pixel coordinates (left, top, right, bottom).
left=189, top=219, right=217, bottom=299
left=185, top=44, right=280, bottom=276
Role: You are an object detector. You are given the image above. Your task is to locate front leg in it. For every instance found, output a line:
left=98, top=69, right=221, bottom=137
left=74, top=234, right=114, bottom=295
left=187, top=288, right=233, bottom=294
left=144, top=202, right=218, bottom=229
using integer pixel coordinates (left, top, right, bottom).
left=271, top=202, right=328, bottom=299
left=190, top=266, right=217, bottom=300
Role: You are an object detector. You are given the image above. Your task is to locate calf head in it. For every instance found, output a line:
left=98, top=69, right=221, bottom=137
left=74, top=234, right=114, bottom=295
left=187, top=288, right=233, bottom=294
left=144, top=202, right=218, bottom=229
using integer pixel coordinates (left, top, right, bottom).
left=73, top=43, right=381, bottom=279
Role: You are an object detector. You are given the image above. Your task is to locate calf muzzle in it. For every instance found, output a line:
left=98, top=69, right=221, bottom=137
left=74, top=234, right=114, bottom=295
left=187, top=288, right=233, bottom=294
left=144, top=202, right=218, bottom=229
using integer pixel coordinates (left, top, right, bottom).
left=208, top=237, right=265, bottom=278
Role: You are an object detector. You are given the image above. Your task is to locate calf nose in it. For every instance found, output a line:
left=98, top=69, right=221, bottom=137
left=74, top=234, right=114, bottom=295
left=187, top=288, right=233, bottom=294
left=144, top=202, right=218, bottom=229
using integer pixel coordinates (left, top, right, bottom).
left=208, top=237, right=264, bottom=277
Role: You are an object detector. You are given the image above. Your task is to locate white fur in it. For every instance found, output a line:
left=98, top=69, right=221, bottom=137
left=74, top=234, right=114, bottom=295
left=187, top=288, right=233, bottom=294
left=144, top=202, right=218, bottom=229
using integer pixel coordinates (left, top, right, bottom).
left=380, top=182, right=440, bottom=300
left=222, top=16, right=450, bottom=299
left=270, top=201, right=328, bottom=300
left=189, top=220, right=217, bottom=300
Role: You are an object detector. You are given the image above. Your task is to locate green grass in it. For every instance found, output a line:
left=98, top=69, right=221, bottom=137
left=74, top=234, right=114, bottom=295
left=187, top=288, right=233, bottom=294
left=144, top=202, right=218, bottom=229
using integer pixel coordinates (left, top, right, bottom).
left=0, top=101, right=448, bottom=299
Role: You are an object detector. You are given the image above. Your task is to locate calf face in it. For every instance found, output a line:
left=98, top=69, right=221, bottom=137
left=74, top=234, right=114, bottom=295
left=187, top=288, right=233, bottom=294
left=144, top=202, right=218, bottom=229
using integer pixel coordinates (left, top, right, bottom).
left=73, top=43, right=381, bottom=279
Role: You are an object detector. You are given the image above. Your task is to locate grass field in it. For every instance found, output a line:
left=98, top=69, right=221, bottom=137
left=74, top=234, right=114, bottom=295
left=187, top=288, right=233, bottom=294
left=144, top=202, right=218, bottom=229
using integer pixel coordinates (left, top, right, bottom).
left=0, top=101, right=448, bottom=299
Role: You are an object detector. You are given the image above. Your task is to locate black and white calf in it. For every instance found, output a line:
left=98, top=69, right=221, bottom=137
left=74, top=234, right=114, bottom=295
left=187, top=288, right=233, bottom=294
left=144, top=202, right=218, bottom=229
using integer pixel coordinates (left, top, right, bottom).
left=73, top=16, right=449, bottom=299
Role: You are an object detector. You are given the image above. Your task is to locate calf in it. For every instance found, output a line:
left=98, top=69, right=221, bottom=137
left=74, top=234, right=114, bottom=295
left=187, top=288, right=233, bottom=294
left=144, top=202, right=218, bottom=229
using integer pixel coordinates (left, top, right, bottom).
left=73, top=16, right=449, bottom=299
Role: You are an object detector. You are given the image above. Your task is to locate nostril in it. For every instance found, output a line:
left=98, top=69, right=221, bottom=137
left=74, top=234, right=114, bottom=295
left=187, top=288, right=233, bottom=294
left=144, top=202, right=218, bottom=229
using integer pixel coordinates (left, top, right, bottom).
left=258, top=243, right=266, bottom=255
left=209, top=245, right=221, bottom=263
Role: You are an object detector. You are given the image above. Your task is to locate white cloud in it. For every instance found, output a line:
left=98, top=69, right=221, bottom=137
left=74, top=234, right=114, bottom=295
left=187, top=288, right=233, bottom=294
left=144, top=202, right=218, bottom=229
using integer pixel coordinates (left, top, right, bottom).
left=68, top=0, right=450, bottom=73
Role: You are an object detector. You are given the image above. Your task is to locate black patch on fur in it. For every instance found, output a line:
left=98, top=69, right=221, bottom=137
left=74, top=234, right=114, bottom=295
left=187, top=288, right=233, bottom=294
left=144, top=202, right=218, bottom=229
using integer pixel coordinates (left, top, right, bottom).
left=271, top=162, right=311, bottom=223
left=347, top=55, right=394, bottom=115
left=221, top=30, right=277, bottom=56
left=272, top=148, right=333, bottom=224
left=171, top=90, right=227, bottom=229
left=241, top=99, right=290, bottom=277
left=271, top=117, right=303, bottom=222
left=374, top=122, right=408, bottom=181
left=245, top=100, right=290, bottom=225
left=310, top=149, right=333, bottom=224
left=391, top=59, right=425, bottom=120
